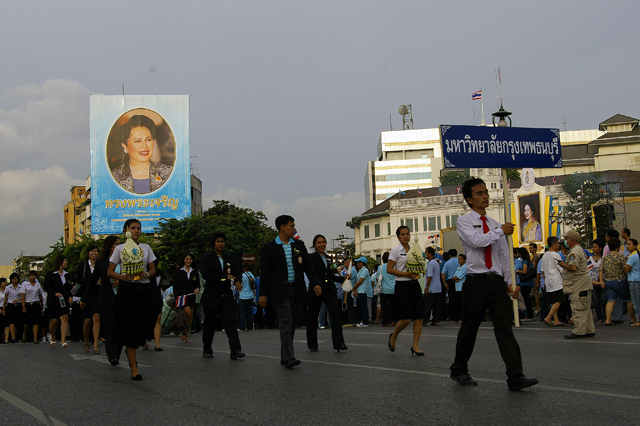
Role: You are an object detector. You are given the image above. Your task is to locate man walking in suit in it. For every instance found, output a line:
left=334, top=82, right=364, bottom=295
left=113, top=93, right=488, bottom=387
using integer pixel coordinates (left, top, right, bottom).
left=259, top=215, right=322, bottom=368
left=449, top=177, right=538, bottom=391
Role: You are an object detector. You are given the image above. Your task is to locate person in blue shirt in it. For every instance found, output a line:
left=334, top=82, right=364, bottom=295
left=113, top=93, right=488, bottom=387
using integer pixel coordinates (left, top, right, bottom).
left=351, top=257, right=371, bottom=327
left=450, top=254, right=467, bottom=322
left=238, top=263, right=256, bottom=331
left=442, top=249, right=459, bottom=322
left=624, top=238, right=640, bottom=327
left=378, top=252, right=397, bottom=326
left=516, top=247, right=535, bottom=321
left=423, top=247, right=443, bottom=328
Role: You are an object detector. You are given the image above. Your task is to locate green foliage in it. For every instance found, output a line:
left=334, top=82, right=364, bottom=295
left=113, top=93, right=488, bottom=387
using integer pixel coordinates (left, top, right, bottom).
left=562, top=172, right=602, bottom=200
left=506, top=169, right=520, bottom=180
left=439, top=170, right=470, bottom=186
left=154, top=200, right=276, bottom=273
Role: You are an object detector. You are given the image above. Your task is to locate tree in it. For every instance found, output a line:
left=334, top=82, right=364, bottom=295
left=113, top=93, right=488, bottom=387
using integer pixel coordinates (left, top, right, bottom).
left=154, top=200, right=276, bottom=273
left=439, top=170, right=470, bottom=186
left=562, top=172, right=601, bottom=200
left=43, top=236, right=105, bottom=275
left=505, top=169, right=521, bottom=181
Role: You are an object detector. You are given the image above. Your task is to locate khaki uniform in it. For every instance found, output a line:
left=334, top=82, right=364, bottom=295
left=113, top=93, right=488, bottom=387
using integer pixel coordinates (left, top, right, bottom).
left=562, top=245, right=594, bottom=336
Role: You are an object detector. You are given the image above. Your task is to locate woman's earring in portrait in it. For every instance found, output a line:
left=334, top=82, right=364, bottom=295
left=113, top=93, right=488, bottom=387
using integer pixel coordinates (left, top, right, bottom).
left=124, top=148, right=128, bottom=154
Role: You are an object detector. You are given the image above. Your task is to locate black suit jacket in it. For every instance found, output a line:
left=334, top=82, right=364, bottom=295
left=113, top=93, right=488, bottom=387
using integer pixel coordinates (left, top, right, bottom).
left=309, top=251, right=343, bottom=296
left=84, top=258, right=116, bottom=306
left=172, top=267, right=200, bottom=297
left=199, top=252, right=241, bottom=309
left=259, top=239, right=320, bottom=305
left=43, top=270, right=72, bottom=308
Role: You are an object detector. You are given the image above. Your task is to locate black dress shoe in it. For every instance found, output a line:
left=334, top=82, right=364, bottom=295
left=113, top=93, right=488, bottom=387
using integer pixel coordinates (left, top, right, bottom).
left=230, top=351, right=245, bottom=360
left=203, top=351, right=214, bottom=358
left=335, top=345, right=348, bottom=352
left=388, top=333, right=396, bottom=352
left=110, top=359, right=120, bottom=366
left=584, top=333, right=595, bottom=337
left=285, top=358, right=301, bottom=369
left=154, top=347, right=163, bottom=351
left=564, top=333, right=585, bottom=339
left=309, top=348, right=319, bottom=352
left=508, top=375, right=539, bottom=391
left=450, top=372, right=478, bottom=386
left=131, top=374, right=142, bottom=381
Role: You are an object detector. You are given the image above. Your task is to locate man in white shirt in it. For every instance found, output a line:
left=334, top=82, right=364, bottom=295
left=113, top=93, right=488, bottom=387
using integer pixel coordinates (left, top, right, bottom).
left=541, top=236, right=568, bottom=326
left=449, top=178, right=538, bottom=392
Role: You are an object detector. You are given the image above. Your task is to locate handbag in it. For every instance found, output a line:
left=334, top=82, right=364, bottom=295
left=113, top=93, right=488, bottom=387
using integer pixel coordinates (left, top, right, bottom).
left=341, top=261, right=353, bottom=292
left=173, top=309, right=189, bottom=330
left=373, top=271, right=382, bottom=296
left=517, top=260, right=536, bottom=282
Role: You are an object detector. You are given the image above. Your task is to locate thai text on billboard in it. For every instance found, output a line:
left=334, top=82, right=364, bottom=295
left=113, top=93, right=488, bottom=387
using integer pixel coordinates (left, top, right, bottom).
left=90, top=95, right=191, bottom=234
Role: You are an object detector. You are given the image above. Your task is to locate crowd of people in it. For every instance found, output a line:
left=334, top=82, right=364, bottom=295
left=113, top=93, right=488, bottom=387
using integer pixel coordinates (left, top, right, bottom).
left=2, top=179, right=639, bottom=389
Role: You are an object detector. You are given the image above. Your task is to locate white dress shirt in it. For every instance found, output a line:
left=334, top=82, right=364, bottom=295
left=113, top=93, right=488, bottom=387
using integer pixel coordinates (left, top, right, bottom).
left=456, top=210, right=511, bottom=286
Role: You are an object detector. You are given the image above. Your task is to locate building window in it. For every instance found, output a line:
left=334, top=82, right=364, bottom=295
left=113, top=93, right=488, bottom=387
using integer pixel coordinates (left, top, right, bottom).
left=428, top=216, right=441, bottom=231
left=423, top=216, right=427, bottom=232
left=437, top=216, right=441, bottom=230
left=374, top=223, right=380, bottom=238
left=414, top=218, right=419, bottom=232
left=387, top=222, right=391, bottom=236
left=376, top=254, right=381, bottom=264
left=446, top=215, right=450, bottom=228
left=364, top=226, right=370, bottom=239
left=451, top=215, right=458, bottom=227
left=405, top=219, right=414, bottom=232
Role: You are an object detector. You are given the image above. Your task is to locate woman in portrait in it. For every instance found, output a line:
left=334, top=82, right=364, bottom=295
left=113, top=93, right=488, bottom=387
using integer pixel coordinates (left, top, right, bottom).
left=111, top=115, right=172, bottom=194
left=521, top=202, right=542, bottom=243
left=43, top=256, right=73, bottom=347
left=107, top=219, right=157, bottom=381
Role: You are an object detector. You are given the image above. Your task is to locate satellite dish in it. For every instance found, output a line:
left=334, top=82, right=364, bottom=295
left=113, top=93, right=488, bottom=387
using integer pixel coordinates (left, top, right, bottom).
left=398, top=105, right=408, bottom=115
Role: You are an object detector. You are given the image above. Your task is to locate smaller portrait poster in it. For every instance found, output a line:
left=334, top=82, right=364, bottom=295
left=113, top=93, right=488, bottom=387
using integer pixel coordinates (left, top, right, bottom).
left=518, top=192, right=543, bottom=244
left=90, top=95, right=191, bottom=234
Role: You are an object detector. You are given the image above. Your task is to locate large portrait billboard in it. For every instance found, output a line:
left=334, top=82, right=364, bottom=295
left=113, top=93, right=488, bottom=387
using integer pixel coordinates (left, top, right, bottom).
left=90, top=95, right=190, bottom=234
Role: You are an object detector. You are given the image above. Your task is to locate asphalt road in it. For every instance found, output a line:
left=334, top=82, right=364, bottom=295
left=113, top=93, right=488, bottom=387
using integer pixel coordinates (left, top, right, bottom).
left=1, top=320, right=639, bottom=425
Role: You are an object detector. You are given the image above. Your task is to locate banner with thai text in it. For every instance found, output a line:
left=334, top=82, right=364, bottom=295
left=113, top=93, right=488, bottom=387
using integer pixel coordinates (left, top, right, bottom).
left=439, top=125, right=562, bottom=169
left=90, top=95, right=191, bottom=234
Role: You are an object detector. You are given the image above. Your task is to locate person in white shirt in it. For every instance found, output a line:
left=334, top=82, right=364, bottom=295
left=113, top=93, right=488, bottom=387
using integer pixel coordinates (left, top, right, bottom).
left=21, top=271, right=43, bottom=343
left=449, top=177, right=538, bottom=392
left=541, top=237, right=568, bottom=326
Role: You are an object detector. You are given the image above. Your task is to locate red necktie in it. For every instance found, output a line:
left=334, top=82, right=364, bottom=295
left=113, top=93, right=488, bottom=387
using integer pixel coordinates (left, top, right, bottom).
left=481, top=216, right=492, bottom=269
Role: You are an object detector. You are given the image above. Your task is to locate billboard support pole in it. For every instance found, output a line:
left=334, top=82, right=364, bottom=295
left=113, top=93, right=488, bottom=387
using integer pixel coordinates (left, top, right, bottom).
left=502, top=168, right=520, bottom=327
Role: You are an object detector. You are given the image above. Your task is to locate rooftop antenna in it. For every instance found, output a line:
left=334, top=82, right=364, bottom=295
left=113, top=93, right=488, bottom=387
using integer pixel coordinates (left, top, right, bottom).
left=498, top=67, right=504, bottom=107
left=389, top=113, right=393, bottom=131
left=563, top=115, right=567, bottom=131
left=398, top=104, right=413, bottom=130
left=122, top=85, right=125, bottom=96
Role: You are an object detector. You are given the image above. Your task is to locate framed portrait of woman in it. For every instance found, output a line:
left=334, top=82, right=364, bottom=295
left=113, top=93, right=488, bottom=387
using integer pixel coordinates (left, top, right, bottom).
left=518, top=193, right=543, bottom=243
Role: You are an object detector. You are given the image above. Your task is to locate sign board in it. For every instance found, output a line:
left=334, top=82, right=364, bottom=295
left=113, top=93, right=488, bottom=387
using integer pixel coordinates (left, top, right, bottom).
left=241, top=254, right=256, bottom=264
left=90, top=95, right=191, bottom=234
left=440, top=125, right=562, bottom=169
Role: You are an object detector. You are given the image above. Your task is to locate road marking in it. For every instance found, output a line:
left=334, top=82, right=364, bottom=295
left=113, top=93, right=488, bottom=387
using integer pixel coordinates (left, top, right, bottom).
left=0, top=387, right=67, bottom=425
left=164, top=344, right=640, bottom=400
left=68, top=353, right=151, bottom=367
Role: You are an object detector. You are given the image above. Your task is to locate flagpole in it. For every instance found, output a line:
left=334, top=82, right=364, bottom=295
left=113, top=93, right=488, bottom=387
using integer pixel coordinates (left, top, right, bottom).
left=480, top=89, right=486, bottom=126
left=502, top=168, right=519, bottom=327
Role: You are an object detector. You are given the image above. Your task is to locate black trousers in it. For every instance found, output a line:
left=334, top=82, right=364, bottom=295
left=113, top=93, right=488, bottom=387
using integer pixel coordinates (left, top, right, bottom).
left=380, top=293, right=395, bottom=325
left=274, top=286, right=303, bottom=363
left=449, top=287, right=462, bottom=322
left=202, top=296, right=241, bottom=353
left=450, top=274, right=523, bottom=381
left=306, top=290, right=345, bottom=350
left=424, top=292, right=443, bottom=324
left=100, top=304, right=122, bottom=362
left=520, top=286, right=534, bottom=319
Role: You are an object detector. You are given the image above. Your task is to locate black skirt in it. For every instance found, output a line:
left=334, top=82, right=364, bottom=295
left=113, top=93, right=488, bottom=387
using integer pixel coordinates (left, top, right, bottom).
left=82, top=301, right=99, bottom=319
left=114, top=281, right=150, bottom=349
left=393, top=280, right=424, bottom=321
left=6, top=304, right=23, bottom=325
left=24, top=303, right=43, bottom=326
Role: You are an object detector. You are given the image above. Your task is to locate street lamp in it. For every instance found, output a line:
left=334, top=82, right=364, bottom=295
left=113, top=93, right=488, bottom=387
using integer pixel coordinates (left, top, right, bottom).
left=492, top=105, right=512, bottom=127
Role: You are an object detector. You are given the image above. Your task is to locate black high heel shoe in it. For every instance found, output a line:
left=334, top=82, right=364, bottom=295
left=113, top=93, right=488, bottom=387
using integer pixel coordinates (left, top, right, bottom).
left=129, top=361, right=142, bottom=380
left=388, top=333, right=396, bottom=352
left=410, top=347, right=425, bottom=356
left=336, top=345, right=348, bottom=352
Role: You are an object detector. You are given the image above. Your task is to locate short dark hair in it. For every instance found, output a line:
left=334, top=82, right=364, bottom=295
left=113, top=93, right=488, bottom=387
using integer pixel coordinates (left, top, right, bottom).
left=382, top=251, right=390, bottom=263
left=123, top=219, right=141, bottom=233
left=529, top=242, right=538, bottom=250
left=86, top=244, right=98, bottom=254
left=608, top=237, right=621, bottom=252
left=629, top=239, right=638, bottom=249
left=547, top=236, right=558, bottom=246
left=462, top=177, right=486, bottom=207
left=426, top=246, right=436, bottom=256
left=395, top=225, right=409, bottom=237
left=242, top=262, right=251, bottom=271
left=212, top=232, right=227, bottom=243
left=179, top=252, right=195, bottom=268
left=442, top=252, right=450, bottom=261
left=458, top=254, right=466, bottom=260
left=29, top=270, right=37, bottom=277
left=311, top=234, right=326, bottom=248
left=623, top=228, right=631, bottom=237
left=119, top=115, right=157, bottom=145
left=275, top=215, right=294, bottom=231
left=9, top=272, right=20, bottom=282
left=448, top=248, right=458, bottom=257
left=592, top=238, right=606, bottom=251
left=0, top=278, right=6, bottom=284
left=607, top=229, right=620, bottom=239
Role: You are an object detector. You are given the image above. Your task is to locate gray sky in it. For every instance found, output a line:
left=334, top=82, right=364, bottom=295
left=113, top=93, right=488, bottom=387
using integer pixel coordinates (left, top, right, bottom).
left=0, top=1, right=638, bottom=265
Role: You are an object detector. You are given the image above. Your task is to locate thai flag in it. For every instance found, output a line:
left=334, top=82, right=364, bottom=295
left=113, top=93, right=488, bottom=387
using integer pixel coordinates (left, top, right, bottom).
left=507, top=180, right=511, bottom=189
left=293, top=231, right=300, bottom=241
left=456, top=185, right=460, bottom=194
left=472, top=90, right=482, bottom=101
left=175, top=295, right=188, bottom=308
left=553, top=176, right=557, bottom=184
left=417, top=188, right=423, bottom=195
left=587, top=257, right=594, bottom=270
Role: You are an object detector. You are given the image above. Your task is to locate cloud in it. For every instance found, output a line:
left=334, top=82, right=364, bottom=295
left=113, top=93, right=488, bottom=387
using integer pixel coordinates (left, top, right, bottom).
left=0, top=79, right=91, bottom=175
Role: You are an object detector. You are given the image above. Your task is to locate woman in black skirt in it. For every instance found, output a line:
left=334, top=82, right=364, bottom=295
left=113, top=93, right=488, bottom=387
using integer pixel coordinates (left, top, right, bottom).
left=0, top=278, right=8, bottom=343
left=387, top=226, right=425, bottom=356
left=21, top=271, right=43, bottom=343
left=77, top=245, right=100, bottom=353
left=108, top=219, right=156, bottom=381
left=172, top=253, right=200, bottom=343
left=43, top=256, right=73, bottom=347
left=143, top=258, right=164, bottom=351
